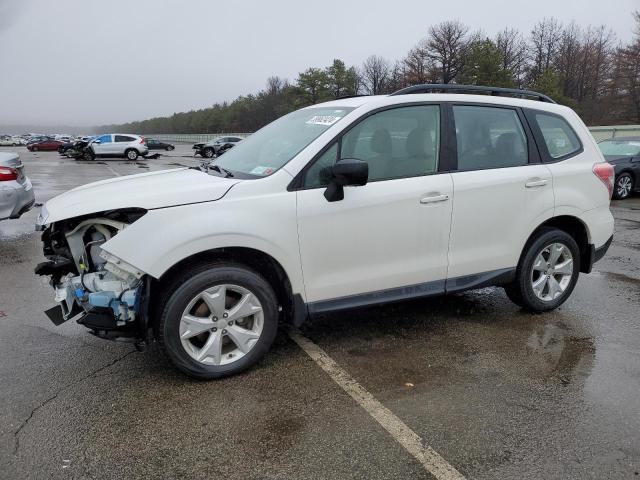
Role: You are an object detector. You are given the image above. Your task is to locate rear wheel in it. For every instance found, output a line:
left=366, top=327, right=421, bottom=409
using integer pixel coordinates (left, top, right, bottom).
left=504, top=228, right=580, bottom=312
left=203, top=147, right=215, bottom=158
left=158, top=262, right=278, bottom=379
left=125, top=149, right=139, bottom=161
left=613, top=173, right=634, bottom=200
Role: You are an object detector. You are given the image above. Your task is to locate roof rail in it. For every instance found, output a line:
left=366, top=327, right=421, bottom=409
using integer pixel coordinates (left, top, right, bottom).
left=390, top=84, right=556, bottom=104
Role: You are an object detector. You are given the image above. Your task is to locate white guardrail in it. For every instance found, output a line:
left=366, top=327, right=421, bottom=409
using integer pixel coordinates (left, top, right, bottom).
left=144, top=133, right=251, bottom=143
left=589, top=125, right=640, bottom=142
left=145, top=126, right=640, bottom=144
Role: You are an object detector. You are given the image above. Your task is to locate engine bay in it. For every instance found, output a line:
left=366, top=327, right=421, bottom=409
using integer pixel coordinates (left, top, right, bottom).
left=35, top=209, right=148, bottom=340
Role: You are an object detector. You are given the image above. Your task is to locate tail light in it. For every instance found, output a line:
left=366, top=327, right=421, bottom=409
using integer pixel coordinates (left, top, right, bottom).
left=593, top=162, right=614, bottom=198
left=140, top=136, right=145, bottom=144
left=0, top=166, right=18, bottom=181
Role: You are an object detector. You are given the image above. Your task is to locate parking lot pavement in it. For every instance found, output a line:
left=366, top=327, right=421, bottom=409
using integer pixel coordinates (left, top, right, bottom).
left=1, top=147, right=639, bottom=479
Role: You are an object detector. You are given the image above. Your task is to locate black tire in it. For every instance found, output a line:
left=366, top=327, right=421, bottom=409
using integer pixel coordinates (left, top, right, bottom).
left=32, top=146, right=38, bottom=152
left=125, top=149, right=139, bottom=161
left=166, top=145, right=175, bottom=151
left=203, top=147, right=215, bottom=158
left=158, top=261, right=279, bottom=379
left=613, top=173, right=634, bottom=200
left=505, top=227, right=580, bottom=312
left=82, top=150, right=94, bottom=161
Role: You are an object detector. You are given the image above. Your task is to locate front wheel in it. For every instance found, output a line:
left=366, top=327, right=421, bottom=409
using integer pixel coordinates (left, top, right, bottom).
left=166, top=145, right=175, bottom=151
left=158, top=262, right=278, bottom=379
left=504, top=228, right=580, bottom=312
left=613, top=173, right=634, bottom=200
left=202, top=147, right=215, bottom=158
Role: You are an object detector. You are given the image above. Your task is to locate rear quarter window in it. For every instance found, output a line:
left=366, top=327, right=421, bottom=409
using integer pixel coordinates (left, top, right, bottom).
left=534, top=113, right=582, bottom=159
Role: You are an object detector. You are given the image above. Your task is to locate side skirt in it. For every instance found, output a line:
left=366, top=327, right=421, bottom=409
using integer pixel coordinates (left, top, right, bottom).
left=304, top=267, right=516, bottom=318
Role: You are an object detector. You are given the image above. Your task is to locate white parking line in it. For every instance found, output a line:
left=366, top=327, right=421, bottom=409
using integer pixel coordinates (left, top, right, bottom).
left=288, top=328, right=466, bottom=480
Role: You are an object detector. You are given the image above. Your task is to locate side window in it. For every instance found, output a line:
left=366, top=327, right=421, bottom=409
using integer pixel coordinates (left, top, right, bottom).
left=454, top=106, right=528, bottom=171
left=115, top=135, right=134, bottom=142
left=304, top=105, right=440, bottom=188
left=535, top=113, right=581, bottom=159
left=96, top=134, right=112, bottom=143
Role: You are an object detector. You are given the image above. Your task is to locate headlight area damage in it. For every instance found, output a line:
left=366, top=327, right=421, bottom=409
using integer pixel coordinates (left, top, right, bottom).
left=35, top=208, right=150, bottom=344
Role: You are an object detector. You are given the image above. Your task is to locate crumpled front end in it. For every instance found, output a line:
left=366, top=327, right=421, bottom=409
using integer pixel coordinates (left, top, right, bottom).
left=35, top=208, right=150, bottom=343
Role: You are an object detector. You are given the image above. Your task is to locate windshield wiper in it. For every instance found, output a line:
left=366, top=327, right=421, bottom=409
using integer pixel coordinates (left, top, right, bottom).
left=207, top=164, right=235, bottom=178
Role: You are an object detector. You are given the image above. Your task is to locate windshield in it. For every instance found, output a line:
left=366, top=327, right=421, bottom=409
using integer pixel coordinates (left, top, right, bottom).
left=598, top=140, right=640, bottom=157
left=210, top=106, right=354, bottom=177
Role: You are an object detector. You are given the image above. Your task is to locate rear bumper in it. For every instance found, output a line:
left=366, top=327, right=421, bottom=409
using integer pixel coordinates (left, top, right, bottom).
left=583, top=235, right=613, bottom=274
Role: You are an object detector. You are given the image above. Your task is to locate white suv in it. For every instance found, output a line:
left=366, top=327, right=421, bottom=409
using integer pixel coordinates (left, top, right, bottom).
left=84, top=133, right=149, bottom=161
left=35, top=85, right=614, bottom=379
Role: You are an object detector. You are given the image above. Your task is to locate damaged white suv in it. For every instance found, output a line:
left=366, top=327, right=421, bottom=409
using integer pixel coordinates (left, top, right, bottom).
left=36, top=85, right=615, bottom=379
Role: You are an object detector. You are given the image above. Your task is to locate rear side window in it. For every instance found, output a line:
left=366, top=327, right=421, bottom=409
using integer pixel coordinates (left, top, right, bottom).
left=453, top=106, right=528, bottom=171
left=535, top=113, right=581, bottom=159
left=115, top=135, right=135, bottom=142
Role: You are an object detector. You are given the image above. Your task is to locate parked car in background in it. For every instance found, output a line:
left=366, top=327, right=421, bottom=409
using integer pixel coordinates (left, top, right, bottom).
left=35, top=85, right=614, bottom=379
left=0, top=136, right=26, bottom=146
left=0, top=152, right=34, bottom=220
left=598, top=137, right=640, bottom=199
left=27, top=138, right=64, bottom=151
left=146, top=138, right=175, bottom=151
left=83, top=134, right=149, bottom=161
left=193, top=136, right=243, bottom=158
left=26, top=136, right=50, bottom=145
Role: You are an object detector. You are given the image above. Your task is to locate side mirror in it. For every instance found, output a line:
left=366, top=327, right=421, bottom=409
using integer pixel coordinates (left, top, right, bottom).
left=93, top=139, right=101, bottom=144
left=324, top=158, right=368, bottom=202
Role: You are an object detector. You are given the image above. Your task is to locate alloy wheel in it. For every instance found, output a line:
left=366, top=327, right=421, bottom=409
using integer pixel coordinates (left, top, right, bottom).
left=616, top=176, right=632, bottom=198
left=179, top=284, right=264, bottom=366
left=530, top=243, right=574, bottom=302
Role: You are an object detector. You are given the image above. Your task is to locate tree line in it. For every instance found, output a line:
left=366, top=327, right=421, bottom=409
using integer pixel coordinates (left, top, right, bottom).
left=102, top=12, right=640, bottom=134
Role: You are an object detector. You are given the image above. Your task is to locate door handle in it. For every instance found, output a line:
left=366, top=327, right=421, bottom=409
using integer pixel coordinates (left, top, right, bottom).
left=525, top=179, right=548, bottom=188
left=420, top=194, right=449, bottom=204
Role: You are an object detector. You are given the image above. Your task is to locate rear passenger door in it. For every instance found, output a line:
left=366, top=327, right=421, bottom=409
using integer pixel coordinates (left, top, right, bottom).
left=446, top=103, right=554, bottom=286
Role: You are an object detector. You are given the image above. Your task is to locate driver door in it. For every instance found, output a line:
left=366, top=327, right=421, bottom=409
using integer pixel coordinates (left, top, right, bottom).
left=295, top=104, right=453, bottom=309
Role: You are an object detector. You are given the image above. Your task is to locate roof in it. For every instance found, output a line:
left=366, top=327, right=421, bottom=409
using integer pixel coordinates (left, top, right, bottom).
left=315, top=92, right=571, bottom=116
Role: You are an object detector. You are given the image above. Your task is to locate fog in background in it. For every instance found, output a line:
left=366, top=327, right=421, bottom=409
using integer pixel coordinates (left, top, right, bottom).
left=0, top=0, right=637, bottom=130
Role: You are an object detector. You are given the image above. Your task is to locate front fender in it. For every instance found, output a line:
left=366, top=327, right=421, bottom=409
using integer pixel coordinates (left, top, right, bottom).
left=100, top=193, right=306, bottom=299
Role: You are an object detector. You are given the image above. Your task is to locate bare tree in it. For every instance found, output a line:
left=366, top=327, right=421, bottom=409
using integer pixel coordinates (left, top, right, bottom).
left=611, top=12, right=640, bottom=122
left=426, top=20, right=469, bottom=83
left=403, top=41, right=432, bottom=84
left=361, top=55, right=391, bottom=95
left=529, top=17, right=563, bottom=80
left=496, top=28, right=528, bottom=86
left=387, top=60, right=408, bottom=92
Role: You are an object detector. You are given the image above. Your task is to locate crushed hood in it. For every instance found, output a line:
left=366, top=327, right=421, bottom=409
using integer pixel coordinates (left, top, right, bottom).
left=41, top=168, right=239, bottom=224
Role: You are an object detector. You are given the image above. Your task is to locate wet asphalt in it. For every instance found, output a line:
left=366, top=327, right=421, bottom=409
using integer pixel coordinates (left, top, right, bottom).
left=0, top=145, right=639, bottom=479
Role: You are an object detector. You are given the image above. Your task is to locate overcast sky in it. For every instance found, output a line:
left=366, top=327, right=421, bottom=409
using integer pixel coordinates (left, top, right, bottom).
left=0, top=0, right=637, bottom=127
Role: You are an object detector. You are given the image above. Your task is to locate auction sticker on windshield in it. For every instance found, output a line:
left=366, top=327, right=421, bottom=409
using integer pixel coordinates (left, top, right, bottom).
left=250, top=166, right=275, bottom=176
left=306, top=115, right=343, bottom=126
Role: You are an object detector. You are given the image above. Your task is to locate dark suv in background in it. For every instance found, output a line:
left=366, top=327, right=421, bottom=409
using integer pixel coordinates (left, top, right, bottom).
left=193, top=136, right=243, bottom=158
